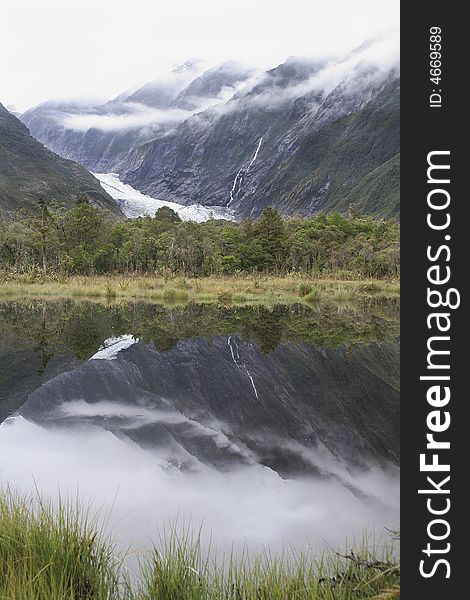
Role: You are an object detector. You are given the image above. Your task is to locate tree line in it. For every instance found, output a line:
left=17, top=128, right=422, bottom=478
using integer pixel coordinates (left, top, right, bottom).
left=0, top=199, right=400, bottom=278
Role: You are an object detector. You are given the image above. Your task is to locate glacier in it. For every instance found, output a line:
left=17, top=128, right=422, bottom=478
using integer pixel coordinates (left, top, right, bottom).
left=94, top=172, right=235, bottom=222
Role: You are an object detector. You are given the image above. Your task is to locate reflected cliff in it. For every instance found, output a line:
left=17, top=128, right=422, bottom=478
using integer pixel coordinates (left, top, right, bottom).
left=0, top=298, right=399, bottom=553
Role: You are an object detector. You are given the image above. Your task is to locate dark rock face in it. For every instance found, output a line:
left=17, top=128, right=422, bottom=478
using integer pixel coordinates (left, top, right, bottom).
left=119, top=60, right=399, bottom=219
left=19, top=53, right=399, bottom=220
left=0, top=104, right=120, bottom=218
left=0, top=345, right=81, bottom=424
left=20, top=99, right=178, bottom=174
left=17, top=335, right=399, bottom=477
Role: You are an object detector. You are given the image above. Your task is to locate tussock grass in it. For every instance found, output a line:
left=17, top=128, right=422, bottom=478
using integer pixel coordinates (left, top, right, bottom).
left=304, top=288, right=323, bottom=304
left=0, top=490, right=400, bottom=599
left=162, top=288, right=190, bottom=303
left=0, top=273, right=399, bottom=306
left=139, top=529, right=400, bottom=600
left=298, top=282, right=313, bottom=297
left=0, top=491, right=121, bottom=600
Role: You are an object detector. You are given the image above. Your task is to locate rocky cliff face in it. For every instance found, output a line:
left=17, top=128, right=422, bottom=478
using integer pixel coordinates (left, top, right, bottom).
left=19, top=48, right=399, bottom=220
left=120, top=58, right=399, bottom=219
left=0, top=104, right=120, bottom=218
left=16, top=335, right=399, bottom=476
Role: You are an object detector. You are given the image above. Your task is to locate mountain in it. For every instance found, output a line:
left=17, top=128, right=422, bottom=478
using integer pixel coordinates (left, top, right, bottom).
left=329, top=153, right=400, bottom=218
left=16, top=335, right=399, bottom=474
left=120, top=56, right=399, bottom=219
left=170, top=61, right=257, bottom=110
left=18, top=48, right=400, bottom=221
left=123, top=59, right=201, bottom=107
left=0, top=104, right=120, bottom=219
left=20, top=62, right=255, bottom=174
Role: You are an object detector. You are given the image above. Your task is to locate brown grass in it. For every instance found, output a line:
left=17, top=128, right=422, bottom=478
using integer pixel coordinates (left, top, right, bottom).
left=0, top=273, right=400, bottom=306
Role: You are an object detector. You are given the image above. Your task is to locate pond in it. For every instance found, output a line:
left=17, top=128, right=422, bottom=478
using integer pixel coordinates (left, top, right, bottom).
left=0, top=298, right=399, bottom=556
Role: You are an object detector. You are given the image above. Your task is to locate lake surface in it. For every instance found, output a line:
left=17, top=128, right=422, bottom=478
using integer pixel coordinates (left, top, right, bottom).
left=0, top=299, right=399, bottom=555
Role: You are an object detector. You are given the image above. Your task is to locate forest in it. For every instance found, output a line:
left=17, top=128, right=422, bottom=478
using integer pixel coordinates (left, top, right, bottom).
left=0, top=199, right=400, bottom=279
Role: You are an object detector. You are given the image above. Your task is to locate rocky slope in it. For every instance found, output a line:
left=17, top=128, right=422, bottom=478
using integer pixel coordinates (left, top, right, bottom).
left=0, top=104, right=120, bottom=219
left=20, top=62, right=255, bottom=173
left=121, top=57, right=399, bottom=219
left=16, top=335, right=399, bottom=475
left=19, top=47, right=400, bottom=220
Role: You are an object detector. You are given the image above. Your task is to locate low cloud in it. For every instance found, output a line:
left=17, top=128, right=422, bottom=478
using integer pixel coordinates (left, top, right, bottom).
left=61, top=89, right=242, bottom=132
left=210, top=33, right=399, bottom=118
left=28, top=36, right=398, bottom=135
left=62, top=104, right=193, bottom=132
left=59, top=400, right=255, bottom=460
left=0, top=414, right=399, bottom=558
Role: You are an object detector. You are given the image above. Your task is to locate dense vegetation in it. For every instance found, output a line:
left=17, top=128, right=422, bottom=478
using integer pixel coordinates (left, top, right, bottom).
left=266, top=81, right=400, bottom=219
left=0, top=199, right=399, bottom=278
left=0, top=104, right=118, bottom=219
left=0, top=491, right=400, bottom=600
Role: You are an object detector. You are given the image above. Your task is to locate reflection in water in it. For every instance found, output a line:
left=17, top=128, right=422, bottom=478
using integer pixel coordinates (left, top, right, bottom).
left=0, top=416, right=398, bottom=555
left=0, top=299, right=399, bottom=555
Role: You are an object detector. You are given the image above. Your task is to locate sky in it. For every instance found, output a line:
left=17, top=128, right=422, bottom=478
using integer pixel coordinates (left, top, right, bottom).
left=0, top=0, right=399, bottom=112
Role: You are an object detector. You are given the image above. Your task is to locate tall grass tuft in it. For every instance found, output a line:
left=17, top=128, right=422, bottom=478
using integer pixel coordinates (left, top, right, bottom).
left=298, top=282, right=313, bottom=297
left=138, top=528, right=212, bottom=600
left=162, top=288, right=190, bottom=303
left=0, top=491, right=121, bottom=600
left=0, top=490, right=399, bottom=599
left=138, top=528, right=400, bottom=600
left=303, top=287, right=323, bottom=304
left=105, top=281, right=117, bottom=301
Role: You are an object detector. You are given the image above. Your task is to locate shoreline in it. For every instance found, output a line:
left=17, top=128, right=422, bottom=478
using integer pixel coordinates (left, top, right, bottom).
left=0, top=274, right=400, bottom=305
left=0, top=490, right=400, bottom=599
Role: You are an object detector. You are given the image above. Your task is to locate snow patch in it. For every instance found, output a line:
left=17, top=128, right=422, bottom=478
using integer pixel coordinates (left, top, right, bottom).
left=90, top=335, right=138, bottom=360
left=0, top=415, right=27, bottom=429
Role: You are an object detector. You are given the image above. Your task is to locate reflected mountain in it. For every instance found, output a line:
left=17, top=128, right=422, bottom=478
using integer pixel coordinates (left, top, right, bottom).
left=16, top=331, right=399, bottom=478
left=0, top=299, right=400, bottom=551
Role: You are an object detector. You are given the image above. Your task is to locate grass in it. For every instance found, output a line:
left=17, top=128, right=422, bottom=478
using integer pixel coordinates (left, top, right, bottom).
left=304, top=288, right=323, bottom=304
left=0, top=492, right=121, bottom=600
left=162, top=288, right=190, bottom=303
left=0, top=490, right=400, bottom=600
left=0, top=272, right=400, bottom=306
left=139, top=531, right=400, bottom=600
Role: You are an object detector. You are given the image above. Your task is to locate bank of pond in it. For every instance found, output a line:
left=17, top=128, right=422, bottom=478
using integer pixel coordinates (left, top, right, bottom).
left=0, top=491, right=400, bottom=600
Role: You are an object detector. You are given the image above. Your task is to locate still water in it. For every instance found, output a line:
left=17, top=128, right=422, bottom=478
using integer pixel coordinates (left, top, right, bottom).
left=0, top=299, right=399, bottom=554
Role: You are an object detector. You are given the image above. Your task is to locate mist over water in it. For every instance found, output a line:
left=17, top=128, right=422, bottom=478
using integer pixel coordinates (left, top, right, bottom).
left=0, top=299, right=400, bottom=556
left=0, top=416, right=398, bottom=555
